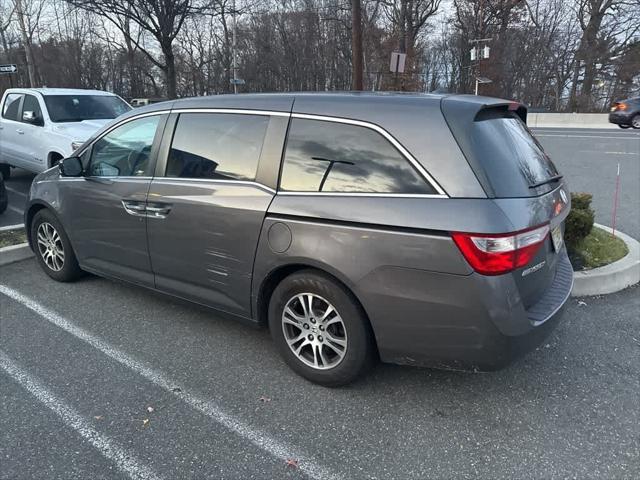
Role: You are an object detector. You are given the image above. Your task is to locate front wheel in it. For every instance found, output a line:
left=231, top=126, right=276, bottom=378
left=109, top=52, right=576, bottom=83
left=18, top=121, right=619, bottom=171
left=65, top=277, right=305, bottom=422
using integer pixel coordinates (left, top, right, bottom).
left=268, top=270, right=376, bottom=386
left=632, top=115, right=640, bottom=129
left=31, top=209, right=83, bottom=282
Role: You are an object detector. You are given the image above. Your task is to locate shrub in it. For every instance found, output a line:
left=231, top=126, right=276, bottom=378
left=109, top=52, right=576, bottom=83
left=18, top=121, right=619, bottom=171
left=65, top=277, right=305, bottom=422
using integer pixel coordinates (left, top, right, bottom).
left=565, top=192, right=594, bottom=251
left=571, top=192, right=593, bottom=211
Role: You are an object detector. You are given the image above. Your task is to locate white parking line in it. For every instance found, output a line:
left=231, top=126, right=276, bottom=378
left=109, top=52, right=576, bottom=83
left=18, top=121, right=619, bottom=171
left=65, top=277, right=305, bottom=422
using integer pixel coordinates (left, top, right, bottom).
left=0, top=285, right=342, bottom=480
left=5, top=187, right=27, bottom=198
left=0, top=351, right=163, bottom=480
left=535, top=134, right=640, bottom=140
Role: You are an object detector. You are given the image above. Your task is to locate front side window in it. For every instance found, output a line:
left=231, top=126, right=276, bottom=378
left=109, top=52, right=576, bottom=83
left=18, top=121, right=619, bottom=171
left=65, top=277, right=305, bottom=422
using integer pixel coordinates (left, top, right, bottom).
left=43, top=95, right=131, bottom=123
left=166, top=113, right=269, bottom=181
left=2, top=94, right=23, bottom=121
left=279, top=118, right=435, bottom=194
left=88, top=115, right=160, bottom=177
left=22, top=94, right=43, bottom=124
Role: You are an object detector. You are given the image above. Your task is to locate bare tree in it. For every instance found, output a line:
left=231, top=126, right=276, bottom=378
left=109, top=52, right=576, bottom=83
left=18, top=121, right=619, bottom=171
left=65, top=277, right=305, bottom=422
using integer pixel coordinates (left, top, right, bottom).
left=13, top=0, right=44, bottom=86
left=66, top=0, right=213, bottom=98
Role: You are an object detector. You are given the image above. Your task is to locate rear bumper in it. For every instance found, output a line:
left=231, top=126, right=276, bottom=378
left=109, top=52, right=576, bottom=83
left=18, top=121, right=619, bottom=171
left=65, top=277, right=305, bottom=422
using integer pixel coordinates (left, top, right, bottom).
left=368, top=251, right=573, bottom=371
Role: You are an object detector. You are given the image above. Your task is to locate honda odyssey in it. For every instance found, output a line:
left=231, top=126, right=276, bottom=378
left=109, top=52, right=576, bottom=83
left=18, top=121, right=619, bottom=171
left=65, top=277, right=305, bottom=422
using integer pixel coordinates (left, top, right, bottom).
left=25, top=93, right=573, bottom=386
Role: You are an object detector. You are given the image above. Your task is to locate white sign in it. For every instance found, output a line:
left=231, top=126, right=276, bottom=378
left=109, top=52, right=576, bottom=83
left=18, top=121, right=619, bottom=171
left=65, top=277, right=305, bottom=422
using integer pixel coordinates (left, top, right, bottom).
left=0, top=64, right=17, bottom=74
left=390, top=52, right=406, bottom=74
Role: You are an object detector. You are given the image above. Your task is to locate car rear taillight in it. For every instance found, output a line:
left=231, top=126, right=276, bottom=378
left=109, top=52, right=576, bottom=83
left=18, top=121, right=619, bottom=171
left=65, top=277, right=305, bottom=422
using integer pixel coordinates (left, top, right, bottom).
left=451, top=224, right=550, bottom=276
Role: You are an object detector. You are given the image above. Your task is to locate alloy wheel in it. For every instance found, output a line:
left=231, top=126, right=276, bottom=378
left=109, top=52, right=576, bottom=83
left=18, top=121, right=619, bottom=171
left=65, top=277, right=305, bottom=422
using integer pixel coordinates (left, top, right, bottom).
left=37, top=222, right=65, bottom=271
left=281, top=293, right=347, bottom=370
left=632, top=115, right=640, bottom=129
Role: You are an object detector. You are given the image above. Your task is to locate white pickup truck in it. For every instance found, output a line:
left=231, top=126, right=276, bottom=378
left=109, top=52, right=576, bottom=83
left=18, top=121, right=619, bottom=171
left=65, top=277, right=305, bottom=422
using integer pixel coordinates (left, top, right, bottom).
left=0, top=88, right=131, bottom=178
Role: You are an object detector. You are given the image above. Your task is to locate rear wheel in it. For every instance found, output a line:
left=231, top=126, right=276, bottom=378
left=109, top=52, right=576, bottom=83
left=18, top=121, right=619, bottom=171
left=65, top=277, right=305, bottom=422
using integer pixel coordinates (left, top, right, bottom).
left=268, top=270, right=375, bottom=386
left=619, top=124, right=631, bottom=129
left=632, top=115, right=640, bottom=129
left=31, top=209, right=83, bottom=282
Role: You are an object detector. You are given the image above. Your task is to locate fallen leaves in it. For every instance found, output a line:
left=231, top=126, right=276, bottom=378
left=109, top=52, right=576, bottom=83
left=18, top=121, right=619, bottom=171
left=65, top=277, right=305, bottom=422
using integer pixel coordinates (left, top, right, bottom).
left=147, top=406, right=154, bottom=413
left=258, top=396, right=271, bottom=403
left=142, top=418, right=150, bottom=427
left=94, top=415, right=103, bottom=421
left=285, top=459, right=298, bottom=469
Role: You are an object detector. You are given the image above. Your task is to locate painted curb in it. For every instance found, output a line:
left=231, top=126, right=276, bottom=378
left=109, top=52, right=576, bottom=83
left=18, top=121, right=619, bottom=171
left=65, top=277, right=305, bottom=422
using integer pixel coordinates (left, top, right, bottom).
left=572, top=224, right=640, bottom=297
left=0, top=242, right=34, bottom=267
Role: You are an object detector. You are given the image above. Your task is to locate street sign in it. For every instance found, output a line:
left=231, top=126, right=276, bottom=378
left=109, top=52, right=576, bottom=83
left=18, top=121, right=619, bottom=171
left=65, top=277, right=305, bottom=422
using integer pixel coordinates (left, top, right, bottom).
left=0, top=64, right=17, bottom=74
left=390, top=52, right=406, bottom=74
left=230, top=78, right=245, bottom=85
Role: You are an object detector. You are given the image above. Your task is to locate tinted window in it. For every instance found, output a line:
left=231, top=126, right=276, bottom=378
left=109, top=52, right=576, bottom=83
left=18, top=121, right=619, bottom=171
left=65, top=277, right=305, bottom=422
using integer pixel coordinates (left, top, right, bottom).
left=43, top=95, right=131, bottom=122
left=471, top=111, right=559, bottom=197
left=22, top=94, right=43, bottom=123
left=2, top=94, right=23, bottom=121
left=89, top=115, right=160, bottom=177
left=280, top=119, right=434, bottom=194
left=166, top=113, right=269, bottom=181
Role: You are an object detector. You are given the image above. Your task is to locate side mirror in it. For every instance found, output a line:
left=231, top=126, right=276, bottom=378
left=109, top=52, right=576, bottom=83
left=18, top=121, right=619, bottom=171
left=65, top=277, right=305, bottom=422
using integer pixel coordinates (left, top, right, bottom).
left=22, top=110, right=44, bottom=126
left=59, top=157, right=83, bottom=177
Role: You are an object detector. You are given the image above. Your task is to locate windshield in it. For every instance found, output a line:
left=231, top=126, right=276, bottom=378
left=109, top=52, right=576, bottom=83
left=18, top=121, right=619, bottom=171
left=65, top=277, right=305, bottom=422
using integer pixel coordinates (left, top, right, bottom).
left=471, top=110, right=559, bottom=197
left=43, top=95, right=131, bottom=123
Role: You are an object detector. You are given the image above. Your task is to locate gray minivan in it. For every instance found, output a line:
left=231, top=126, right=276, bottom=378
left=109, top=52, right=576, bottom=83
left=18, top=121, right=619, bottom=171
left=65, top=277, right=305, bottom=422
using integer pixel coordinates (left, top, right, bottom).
left=25, top=93, right=573, bottom=386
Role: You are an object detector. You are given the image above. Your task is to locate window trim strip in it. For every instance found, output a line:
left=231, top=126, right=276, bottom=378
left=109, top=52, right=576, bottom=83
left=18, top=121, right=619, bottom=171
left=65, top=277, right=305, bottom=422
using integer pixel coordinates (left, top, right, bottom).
left=75, top=108, right=448, bottom=199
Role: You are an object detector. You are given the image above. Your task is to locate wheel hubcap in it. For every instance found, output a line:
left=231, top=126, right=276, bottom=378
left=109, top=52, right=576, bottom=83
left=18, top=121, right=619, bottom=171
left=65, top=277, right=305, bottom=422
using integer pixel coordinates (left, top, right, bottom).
left=281, top=293, right=347, bottom=370
left=36, top=222, right=65, bottom=271
left=633, top=116, right=640, bottom=128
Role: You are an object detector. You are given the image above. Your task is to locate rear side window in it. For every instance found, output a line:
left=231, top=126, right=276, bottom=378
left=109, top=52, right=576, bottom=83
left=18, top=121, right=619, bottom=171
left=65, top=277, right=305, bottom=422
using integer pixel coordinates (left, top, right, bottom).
left=470, top=110, right=559, bottom=197
left=166, top=113, right=269, bottom=181
left=2, top=93, right=23, bottom=121
left=280, top=118, right=435, bottom=194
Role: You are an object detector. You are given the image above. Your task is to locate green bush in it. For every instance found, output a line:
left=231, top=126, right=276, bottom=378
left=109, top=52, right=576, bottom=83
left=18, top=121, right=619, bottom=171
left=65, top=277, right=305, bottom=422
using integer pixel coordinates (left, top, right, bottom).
left=565, top=192, right=594, bottom=251
left=571, top=192, right=593, bottom=211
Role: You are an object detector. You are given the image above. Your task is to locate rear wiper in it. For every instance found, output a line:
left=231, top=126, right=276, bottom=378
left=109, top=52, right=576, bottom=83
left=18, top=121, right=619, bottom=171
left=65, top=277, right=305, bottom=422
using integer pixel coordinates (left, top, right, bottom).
left=529, top=174, right=563, bottom=189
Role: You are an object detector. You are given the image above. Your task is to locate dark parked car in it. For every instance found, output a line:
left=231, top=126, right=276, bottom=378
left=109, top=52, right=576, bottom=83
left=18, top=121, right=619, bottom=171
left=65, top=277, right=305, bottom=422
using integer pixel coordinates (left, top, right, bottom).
left=609, top=96, right=640, bottom=129
left=0, top=171, right=7, bottom=214
left=25, top=93, right=573, bottom=386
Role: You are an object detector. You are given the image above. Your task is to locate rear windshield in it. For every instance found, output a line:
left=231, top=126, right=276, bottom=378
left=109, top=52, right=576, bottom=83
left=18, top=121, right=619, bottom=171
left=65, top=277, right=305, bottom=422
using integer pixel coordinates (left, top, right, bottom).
left=43, top=95, right=131, bottom=123
left=471, top=110, right=559, bottom=197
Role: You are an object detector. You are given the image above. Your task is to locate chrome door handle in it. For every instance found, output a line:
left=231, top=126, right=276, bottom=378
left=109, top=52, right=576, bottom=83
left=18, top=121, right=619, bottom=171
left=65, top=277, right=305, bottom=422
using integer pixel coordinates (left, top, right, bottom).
left=16, top=129, right=24, bottom=134
left=122, top=200, right=147, bottom=217
left=145, top=204, right=172, bottom=218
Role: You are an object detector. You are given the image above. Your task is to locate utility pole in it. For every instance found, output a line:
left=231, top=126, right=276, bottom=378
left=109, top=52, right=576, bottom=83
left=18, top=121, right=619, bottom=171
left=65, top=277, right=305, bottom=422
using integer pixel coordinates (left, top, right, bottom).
left=351, top=0, right=363, bottom=90
left=232, top=0, right=237, bottom=94
left=470, top=38, right=491, bottom=95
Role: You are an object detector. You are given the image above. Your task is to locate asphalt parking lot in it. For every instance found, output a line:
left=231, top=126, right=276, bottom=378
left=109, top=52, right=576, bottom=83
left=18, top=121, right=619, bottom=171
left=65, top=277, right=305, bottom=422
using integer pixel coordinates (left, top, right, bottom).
left=1, top=127, right=640, bottom=479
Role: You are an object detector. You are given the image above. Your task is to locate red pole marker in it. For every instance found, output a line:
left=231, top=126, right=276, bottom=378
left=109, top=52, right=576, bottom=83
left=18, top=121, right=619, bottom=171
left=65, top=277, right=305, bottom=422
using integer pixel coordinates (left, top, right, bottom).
left=611, top=162, right=620, bottom=237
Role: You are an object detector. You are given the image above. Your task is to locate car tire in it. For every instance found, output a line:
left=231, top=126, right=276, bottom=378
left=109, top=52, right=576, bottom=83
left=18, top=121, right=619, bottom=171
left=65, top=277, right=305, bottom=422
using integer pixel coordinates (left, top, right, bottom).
left=619, top=124, right=631, bottom=129
left=632, top=114, right=640, bottom=129
left=268, top=270, right=376, bottom=387
left=31, top=209, right=83, bottom=282
left=0, top=164, right=10, bottom=179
